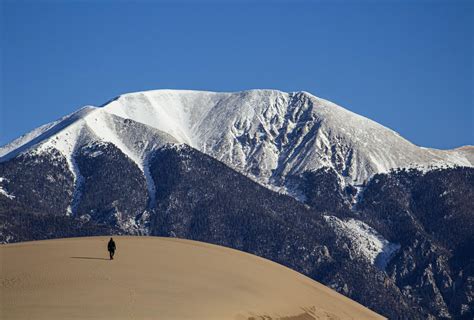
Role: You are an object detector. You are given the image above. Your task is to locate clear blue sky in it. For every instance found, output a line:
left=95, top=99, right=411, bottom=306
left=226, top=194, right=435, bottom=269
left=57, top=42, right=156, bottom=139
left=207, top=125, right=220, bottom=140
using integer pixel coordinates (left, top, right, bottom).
left=1, top=0, right=472, bottom=149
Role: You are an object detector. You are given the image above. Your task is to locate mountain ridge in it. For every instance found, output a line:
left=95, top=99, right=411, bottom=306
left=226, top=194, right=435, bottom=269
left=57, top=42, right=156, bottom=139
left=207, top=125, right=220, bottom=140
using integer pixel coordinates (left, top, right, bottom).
left=1, top=89, right=472, bottom=193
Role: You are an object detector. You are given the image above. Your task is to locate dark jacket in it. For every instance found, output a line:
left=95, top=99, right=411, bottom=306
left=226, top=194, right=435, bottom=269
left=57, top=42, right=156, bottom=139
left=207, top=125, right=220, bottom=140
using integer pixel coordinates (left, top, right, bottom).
left=108, top=239, right=116, bottom=251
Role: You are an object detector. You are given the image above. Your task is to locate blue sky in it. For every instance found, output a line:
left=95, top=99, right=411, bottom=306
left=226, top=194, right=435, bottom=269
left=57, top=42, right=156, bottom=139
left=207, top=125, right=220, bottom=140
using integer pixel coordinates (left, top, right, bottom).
left=1, top=0, right=472, bottom=149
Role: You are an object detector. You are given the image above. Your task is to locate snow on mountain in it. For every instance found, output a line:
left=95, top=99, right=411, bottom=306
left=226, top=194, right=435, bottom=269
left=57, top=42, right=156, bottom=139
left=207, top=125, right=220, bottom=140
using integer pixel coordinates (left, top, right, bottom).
left=454, top=145, right=474, bottom=165
left=101, top=89, right=473, bottom=186
left=0, top=105, right=177, bottom=213
left=1, top=89, right=472, bottom=197
left=0, top=177, right=15, bottom=200
left=324, top=215, right=400, bottom=270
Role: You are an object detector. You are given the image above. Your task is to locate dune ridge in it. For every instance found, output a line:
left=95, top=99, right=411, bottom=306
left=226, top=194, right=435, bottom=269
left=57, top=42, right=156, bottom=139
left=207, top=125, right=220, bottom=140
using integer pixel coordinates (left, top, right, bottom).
left=1, top=236, right=384, bottom=319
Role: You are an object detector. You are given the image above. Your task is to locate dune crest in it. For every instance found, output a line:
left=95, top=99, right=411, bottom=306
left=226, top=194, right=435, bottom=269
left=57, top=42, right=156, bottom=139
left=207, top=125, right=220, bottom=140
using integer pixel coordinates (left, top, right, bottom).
left=1, top=236, right=384, bottom=319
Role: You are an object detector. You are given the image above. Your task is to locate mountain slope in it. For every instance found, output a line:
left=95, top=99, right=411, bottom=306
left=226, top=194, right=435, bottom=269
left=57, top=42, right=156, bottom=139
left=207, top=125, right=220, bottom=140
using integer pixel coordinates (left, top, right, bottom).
left=0, top=144, right=419, bottom=318
left=0, top=106, right=178, bottom=213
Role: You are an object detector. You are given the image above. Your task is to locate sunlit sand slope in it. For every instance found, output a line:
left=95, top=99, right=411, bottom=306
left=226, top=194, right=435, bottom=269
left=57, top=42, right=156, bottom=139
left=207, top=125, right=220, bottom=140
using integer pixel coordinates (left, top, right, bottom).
left=1, top=236, right=384, bottom=319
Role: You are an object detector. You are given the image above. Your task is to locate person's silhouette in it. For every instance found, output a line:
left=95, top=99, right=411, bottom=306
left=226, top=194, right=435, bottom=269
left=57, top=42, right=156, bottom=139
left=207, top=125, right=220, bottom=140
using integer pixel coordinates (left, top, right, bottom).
left=107, top=237, right=116, bottom=260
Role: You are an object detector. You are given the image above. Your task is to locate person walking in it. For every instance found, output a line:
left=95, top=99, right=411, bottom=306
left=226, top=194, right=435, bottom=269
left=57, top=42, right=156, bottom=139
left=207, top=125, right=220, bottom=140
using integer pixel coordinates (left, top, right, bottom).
left=107, top=237, right=116, bottom=260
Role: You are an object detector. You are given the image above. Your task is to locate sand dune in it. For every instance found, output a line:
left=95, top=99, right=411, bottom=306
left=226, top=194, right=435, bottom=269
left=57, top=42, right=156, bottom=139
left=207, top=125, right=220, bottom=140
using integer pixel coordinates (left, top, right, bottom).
left=0, top=236, right=384, bottom=320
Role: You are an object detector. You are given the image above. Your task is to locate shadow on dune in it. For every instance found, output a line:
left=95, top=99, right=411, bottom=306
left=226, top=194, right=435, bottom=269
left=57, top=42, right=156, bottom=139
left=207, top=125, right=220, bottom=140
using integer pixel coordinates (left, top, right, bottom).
left=70, top=257, right=110, bottom=261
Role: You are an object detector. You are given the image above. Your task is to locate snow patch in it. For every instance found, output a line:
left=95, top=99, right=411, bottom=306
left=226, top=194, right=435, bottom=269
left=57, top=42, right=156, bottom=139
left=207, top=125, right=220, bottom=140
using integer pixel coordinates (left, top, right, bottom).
left=324, top=215, right=400, bottom=270
left=82, top=149, right=104, bottom=158
left=0, top=177, right=15, bottom=199
left=66, top=152, right=84, bottom=216
left=0, top=188, right=14, bottom=199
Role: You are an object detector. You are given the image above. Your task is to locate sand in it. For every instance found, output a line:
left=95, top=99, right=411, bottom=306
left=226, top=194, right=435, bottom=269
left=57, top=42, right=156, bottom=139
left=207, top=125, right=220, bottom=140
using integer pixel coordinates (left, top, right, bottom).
left=0, top=236, right=385, bottom=320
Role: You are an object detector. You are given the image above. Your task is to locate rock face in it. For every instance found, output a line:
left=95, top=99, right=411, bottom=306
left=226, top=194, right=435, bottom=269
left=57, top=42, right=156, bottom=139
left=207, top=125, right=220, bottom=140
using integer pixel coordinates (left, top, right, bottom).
left=356, top=168, right=474, bottom=319
left=1, top=89, right=473, bottom=319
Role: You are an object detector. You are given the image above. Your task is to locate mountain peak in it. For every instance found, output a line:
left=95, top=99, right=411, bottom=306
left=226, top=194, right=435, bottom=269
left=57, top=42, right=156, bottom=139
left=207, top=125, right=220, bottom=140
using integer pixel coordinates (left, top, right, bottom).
left=1, top=89, right=472, bottom=189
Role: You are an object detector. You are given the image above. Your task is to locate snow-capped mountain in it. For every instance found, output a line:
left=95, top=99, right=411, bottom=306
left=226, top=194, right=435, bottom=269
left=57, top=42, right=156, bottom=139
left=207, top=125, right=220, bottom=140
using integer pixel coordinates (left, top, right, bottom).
left=1, top=89, right=472, bottom=194
left=1, top=89, right=473, bottom=319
